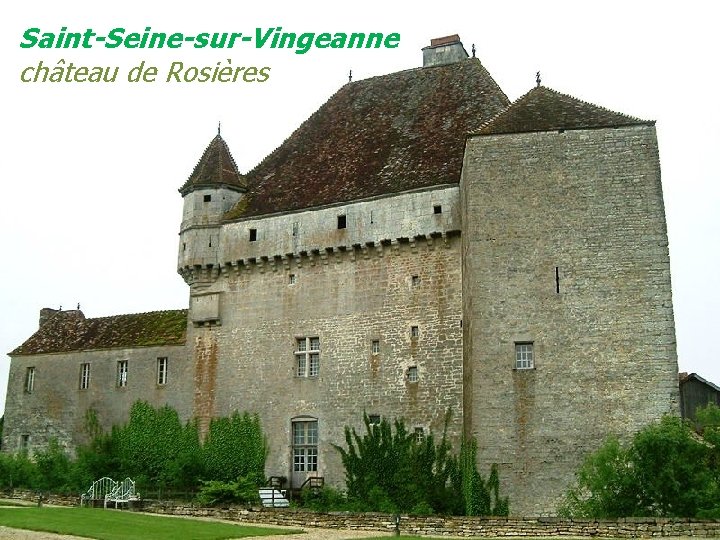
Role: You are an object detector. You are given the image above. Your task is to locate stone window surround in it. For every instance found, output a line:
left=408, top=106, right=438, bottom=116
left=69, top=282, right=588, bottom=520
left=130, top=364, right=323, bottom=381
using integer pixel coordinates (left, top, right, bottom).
left=292, top=418, right=318, bottom=473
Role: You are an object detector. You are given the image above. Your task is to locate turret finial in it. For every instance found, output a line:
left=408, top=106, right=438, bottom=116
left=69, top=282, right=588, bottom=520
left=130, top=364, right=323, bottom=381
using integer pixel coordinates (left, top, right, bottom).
left=218, top=121, right=221, bottom=136
left=536, top=71, right=541, bottom=87
left=471, top=44, right=476, bottom=58
left=348, top=69, right=352, bottom=83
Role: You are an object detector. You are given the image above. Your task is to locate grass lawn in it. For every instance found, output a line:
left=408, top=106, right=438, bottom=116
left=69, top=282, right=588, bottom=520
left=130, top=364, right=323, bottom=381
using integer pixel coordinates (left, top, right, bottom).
left=0, top=506, right=299, bottom=540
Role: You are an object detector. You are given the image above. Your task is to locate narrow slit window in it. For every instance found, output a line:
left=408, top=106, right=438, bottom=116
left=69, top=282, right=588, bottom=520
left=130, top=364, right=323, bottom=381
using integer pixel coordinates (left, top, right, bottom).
left=117, top=360, right=128, bottom=387
left=249, top=228, right=257, bottom=242
left=80, top=363, right=90, bottom=390
left=25, top=367, right=35, bottom=393
left=337, top=215, right=347, bottom=229
left=157, top=357, right=168, bottom=385
left=555, top=266, right=560, bottom=294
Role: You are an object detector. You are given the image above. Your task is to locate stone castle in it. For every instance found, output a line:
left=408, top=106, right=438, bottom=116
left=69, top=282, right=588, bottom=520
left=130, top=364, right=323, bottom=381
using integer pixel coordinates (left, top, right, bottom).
left=2, top=35, right=679, bottom=514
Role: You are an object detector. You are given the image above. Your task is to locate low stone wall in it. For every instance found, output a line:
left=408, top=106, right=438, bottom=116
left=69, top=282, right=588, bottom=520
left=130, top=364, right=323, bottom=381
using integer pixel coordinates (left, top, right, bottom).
left=3, top=491, right=719, bottom=537
left=1, top=489, right=79, bottom=507
left=143, top=503, right=720, bottom=537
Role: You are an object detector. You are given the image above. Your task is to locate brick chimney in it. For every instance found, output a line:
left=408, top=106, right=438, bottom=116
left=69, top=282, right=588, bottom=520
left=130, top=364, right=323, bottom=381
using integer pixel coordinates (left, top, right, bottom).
left=422, top=34, right=469, bottom=67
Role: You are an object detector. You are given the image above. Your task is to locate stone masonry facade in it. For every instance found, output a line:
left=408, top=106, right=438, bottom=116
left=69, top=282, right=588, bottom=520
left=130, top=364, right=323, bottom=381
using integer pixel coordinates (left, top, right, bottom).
left=3, top=36, right=678, bottom=515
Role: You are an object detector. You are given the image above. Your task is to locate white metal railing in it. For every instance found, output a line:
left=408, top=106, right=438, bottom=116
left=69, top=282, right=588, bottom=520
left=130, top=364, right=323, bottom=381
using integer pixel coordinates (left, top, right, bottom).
left=104, top=477, right=139, bottom=508
left=80, top=477, right=139, bottom=508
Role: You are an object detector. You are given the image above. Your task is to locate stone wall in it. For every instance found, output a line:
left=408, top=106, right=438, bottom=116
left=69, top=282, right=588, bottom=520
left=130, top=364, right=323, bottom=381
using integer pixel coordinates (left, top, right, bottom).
left=186, top=231, right=464, bottom=488
left=2, top=343, right=190, bottom=454
left=142, top=503, right=720, bottom=537
left=3, top=492, right=720, bottom=538
left=460, top=124, right=679, bottom=515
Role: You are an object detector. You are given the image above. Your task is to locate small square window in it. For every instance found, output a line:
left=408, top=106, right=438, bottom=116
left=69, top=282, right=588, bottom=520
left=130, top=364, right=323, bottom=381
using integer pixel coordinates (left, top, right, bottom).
left=433, top=205, right=442, bottom=214
left=337, top=215, right=347, bottom=229
left=368, top=414, right=381, bottom=425
left=289, top=274, right=297, bottom=285
left=249, top=228, right=257, bottom=242
left=414, top=427, right=425, bottom=442
left=411, top=326, right=419, bottom=338
left=371, top=340, right=380, bottom=354
left=407, top=366, right=419, bottom=383
left=411, top=275, right=420, bottom=286
left=203, top=194, right=212, bottom=202
left=515, top=342, right=534, bottom=370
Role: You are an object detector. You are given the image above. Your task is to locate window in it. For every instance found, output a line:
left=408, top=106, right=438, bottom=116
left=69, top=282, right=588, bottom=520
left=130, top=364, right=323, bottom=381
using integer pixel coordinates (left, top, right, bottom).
left=368, top=414, right=381, bottom=425
left=24, top=367, right=35, bottom=393
left=371, top=340, right=380, bottom=354
left=295, top=337, right=320, bottom=377
left=337, top=215, right=346, bottom=229
left=515, top=342, right=534, bottom=369
left=407, top=366, right=419, bottom=383
left=411, top=275, right=420, bottom=286
left=414, top=427, right=425, bottom=442
left=20, top=434, right=30, bottom=450
left=292, top=420, right=318, bottom=472
left=292, top=222, right=299, bottom=237
left=203, top=194, right=212, bottom=202
left=80, top=363, right=90, bottom=390
left=433, top=205, right=442, bottom=214
left=249, top=228, right=257, bottom=242
left=411, top=325, right=419, bottom=338
left=117, top=360, right=128, bottom=387
left=157, top=357, right=168, bottom=385
left=289, top=274, right=297, bottom=285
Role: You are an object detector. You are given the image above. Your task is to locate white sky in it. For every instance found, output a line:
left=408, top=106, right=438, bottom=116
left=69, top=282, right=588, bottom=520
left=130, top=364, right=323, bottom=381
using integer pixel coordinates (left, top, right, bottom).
left=1, top=0, right=718, bottom=415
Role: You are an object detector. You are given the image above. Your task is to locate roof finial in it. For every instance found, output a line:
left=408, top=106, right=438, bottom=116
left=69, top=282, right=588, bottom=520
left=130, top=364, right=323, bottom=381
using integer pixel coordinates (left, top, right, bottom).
left=77, top=303, right=81, bottom=310
left=471, top=44, right=476, bottom=58
left=218, top=121, right=221, bottom=136
left=348, top=69, right=352, bottom=83
left=536, top=71, right=541, bottom=87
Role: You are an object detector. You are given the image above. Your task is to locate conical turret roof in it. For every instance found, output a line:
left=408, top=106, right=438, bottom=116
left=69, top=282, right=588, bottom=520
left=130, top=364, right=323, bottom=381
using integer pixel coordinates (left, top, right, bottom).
left=474, top=85, right=653, bottom=136
left=179, top=133, right=246, bottom=195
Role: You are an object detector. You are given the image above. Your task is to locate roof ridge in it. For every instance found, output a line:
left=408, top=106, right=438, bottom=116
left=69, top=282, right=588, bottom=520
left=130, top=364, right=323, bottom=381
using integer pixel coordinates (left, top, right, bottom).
left=472, top=85, right=653, bottom=136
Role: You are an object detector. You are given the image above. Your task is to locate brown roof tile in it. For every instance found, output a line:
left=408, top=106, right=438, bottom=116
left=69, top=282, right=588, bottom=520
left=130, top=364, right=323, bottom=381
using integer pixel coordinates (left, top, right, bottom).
left=179, top=134, right=246, bottom=195
left=11, top=309, right=188, bottom=356
left=225, top=58, right=509, bottom=220
left=474, top=85, right=653, bottom=136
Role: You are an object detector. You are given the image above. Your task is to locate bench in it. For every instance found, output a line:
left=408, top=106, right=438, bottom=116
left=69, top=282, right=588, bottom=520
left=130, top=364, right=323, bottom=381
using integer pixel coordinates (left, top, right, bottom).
left=259, top=487, right=289, bottom=507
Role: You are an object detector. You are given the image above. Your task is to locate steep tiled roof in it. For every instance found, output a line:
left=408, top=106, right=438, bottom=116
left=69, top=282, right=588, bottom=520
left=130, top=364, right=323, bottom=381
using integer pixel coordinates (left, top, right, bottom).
left=474, top=85, right=653, bottom=136
left=11, top=309, right=188, bottom=356
left=225, top=58, right=509, bottom=220
left=179, top=134, right=246, bottom=195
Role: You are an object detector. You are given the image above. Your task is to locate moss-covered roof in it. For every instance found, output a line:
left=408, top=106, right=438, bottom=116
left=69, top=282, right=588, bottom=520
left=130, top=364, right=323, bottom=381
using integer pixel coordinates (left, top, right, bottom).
left=474, top=85, right=653, bottom=136
left=225, top=58, right=510, bottom=220
left=179, top=134, right=246, bottom=195
left=10, top=309, right=188, bottom=356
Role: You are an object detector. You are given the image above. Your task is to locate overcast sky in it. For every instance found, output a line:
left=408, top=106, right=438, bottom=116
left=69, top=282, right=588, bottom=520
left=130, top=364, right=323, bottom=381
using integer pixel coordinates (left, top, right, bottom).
left=2, top=0, right=718, bottom=415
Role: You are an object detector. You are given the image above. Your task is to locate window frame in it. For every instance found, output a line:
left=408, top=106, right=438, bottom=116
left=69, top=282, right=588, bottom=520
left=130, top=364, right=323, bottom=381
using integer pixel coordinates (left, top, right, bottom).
left=117, top=360, right=128, bottom=387
left=407, top=365, right=419, bottom=383
left=24, top=367, right=35, bottom=393
left=157, top=357, right=168, bottom=386
left=515, top=342, right=535, bottom=370
left=295, top=337, right=320, bottom=378
left=292, top=420, right=319, bottom=473
left=79, top=363, right=91, bottom=390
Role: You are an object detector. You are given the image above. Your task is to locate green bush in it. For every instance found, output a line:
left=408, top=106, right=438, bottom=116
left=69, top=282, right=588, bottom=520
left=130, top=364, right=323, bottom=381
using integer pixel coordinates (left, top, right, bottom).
left=333, top=412, right=508, bottom=515
left=560, top=411, right=720, bottom=518
left=195, top=475, right=261, bottom=507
